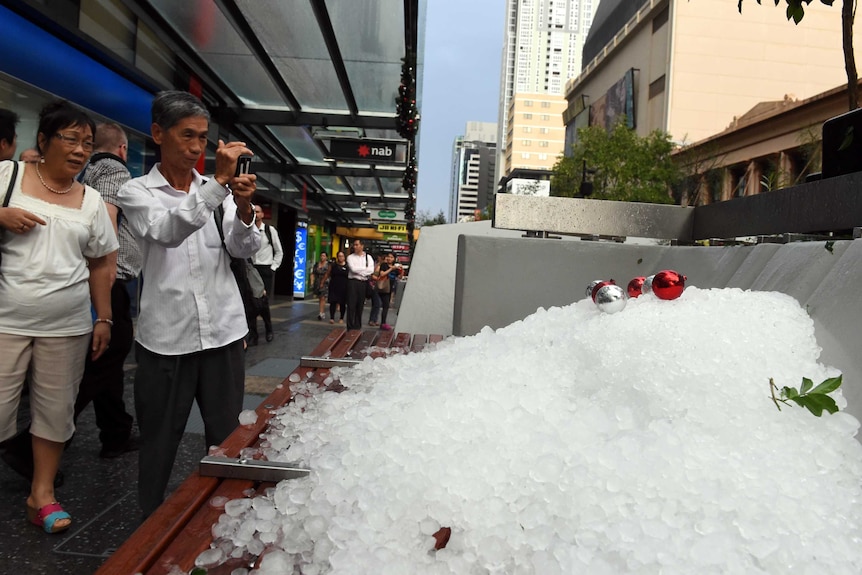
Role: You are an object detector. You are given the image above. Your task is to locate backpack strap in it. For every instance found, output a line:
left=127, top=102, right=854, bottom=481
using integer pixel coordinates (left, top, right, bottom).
left=264, top=223, right=273, bottom=247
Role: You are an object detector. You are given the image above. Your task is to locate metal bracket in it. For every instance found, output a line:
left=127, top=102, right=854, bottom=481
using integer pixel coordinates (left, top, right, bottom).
left=300, top=356, right=361, bottom=368
left=199, top=456, right=310, bottom=482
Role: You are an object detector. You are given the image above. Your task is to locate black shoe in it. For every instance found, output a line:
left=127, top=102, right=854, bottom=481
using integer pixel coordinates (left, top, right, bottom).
left=265, top=331, right=274, bottom=342
left=100, top=436, right=139, bottom=459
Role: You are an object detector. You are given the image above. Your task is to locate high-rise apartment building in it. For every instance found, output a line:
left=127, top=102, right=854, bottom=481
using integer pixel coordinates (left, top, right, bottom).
left=504, top=92, right=568, bottom=177
left=497, top=0, right=600, bottom=177
left=449, top=122, right=498, bottom=222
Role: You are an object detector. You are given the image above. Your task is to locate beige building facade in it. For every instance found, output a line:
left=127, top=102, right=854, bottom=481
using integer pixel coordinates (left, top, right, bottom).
left=674, top=81, right=855, bottom=205
left=505, top=93, right=568, bottom=176
left=563, top=0, right=861, bottom=145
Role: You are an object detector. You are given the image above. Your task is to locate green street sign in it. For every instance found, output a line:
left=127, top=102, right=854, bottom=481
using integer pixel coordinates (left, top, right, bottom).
left=377, top=210, right=397, bottom=218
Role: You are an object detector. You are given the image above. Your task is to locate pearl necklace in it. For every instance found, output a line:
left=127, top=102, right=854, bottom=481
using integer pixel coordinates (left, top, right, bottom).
left=36, top=163, right=75, bottom=195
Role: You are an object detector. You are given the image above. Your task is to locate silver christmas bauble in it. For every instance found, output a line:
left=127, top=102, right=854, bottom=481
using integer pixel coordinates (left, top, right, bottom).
left=585, top=280, right=603, bottom=299
left=642, top=274, right=655, bottom=295
left=595, top=284, right=627, bottom=314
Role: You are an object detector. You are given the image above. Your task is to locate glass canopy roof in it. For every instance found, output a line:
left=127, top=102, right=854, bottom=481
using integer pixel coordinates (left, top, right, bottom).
left=133, top=0, right=423, bottom=226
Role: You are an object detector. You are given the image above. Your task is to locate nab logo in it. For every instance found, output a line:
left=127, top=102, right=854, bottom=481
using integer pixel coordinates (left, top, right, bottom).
left=357, top=144, right=393, bottom=158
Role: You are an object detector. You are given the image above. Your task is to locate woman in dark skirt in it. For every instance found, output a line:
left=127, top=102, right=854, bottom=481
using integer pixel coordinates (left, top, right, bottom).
left=322, top=251, right=348, bottom=324
left=311, top=252, right=330, bottom=320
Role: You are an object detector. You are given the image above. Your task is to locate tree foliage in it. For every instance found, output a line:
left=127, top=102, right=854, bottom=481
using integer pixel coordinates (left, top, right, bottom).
left=551, top=123, right=679, bottom=204
left=737, top=0, right=857, bottom=110
left=416, top=209, right=447, bottom=227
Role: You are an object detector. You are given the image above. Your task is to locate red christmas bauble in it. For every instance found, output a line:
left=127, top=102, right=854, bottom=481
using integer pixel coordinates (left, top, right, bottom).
left=591, top=279, right=616, bottom=302
left=627, top=276, right=646, bottom=298
left=652, top=270, right=687, bottom=300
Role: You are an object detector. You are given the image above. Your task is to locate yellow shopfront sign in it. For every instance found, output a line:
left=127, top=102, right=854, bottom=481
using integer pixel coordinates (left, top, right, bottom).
left=376, top=223, right=407, bottom=234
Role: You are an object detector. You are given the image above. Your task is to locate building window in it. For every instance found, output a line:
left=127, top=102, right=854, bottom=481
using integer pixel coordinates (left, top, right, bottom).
left=522, top=140, right=532, bottom=146
left=541, top=114, right=550, bottom=121
left=539, top=141, right=549, bottom=147
left=523, top=126, right=532, bottom=133
left=540, top=127, right=549, bottom=134
left=541, top=101, right=551, bottom=108
left=522, top=152, right=531, bottom=159
left=649, top=75, right=666, bottom=99
left=524, top=100, right=534, bottom=107
left=524, top=113, right=533, bottom=119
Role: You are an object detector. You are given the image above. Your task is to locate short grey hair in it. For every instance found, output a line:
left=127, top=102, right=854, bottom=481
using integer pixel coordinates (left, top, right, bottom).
left=151, top=91, right=210, bottom=130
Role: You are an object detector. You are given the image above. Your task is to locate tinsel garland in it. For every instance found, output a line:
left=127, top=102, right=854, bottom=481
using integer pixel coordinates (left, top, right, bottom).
left=397, top=56, right=419, bottom=252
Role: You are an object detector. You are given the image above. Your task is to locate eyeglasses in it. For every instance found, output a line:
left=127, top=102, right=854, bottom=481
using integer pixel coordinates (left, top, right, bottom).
left=54, top=132, right=94, bottom=152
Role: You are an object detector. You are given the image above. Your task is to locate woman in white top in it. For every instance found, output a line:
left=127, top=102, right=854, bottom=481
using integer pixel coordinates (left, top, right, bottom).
left=0, top=101, right=118, bottom=534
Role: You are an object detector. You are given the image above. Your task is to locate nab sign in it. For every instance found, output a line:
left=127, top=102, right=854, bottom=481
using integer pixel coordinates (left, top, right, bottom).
left=328, top=139, right=408, bottom=165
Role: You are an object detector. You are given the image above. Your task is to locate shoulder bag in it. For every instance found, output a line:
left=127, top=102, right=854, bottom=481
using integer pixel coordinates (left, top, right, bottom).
left=215, top=204, right=251, bottom=301
left=377, top=270, right=390, bottom=293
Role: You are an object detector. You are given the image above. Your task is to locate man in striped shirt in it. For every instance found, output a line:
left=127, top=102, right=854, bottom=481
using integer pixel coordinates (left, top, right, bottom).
left=75, top=123, right=141, bottom=459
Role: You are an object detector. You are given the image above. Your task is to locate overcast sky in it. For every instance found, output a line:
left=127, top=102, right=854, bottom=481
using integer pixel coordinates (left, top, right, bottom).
left=415, top=0, right=505, bottom=219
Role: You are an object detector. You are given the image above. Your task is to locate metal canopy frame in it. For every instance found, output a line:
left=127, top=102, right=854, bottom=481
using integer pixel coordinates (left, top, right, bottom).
left=118, top=0, right=421, bottom=226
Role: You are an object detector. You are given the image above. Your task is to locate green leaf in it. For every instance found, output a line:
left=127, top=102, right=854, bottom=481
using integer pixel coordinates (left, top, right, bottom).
left=810, top=375, right=842, bottom=395
left=190, top=569, right=208, bottom=575
left=791, top=394, right=838, bottom=417
left=800, top=378, right=814, bottom=394
left=782, top=386, right=799, bottom=399
left=786, top=3, right=805, bottom=23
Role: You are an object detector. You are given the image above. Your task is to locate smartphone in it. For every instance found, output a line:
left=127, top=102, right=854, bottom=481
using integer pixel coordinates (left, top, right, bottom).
left=235, top=155, right=252, bottom=177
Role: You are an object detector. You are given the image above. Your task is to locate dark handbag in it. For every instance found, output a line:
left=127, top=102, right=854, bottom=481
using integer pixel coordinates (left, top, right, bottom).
left=377, top=275, right=390, bottom=293
left=365, top=279, right=374, bottom=299
left=1, top=161, right=20, bottom=271
left=215, top=204, right=251, bottom=301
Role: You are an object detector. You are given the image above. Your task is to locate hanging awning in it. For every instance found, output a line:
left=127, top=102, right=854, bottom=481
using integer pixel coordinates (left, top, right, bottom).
left=126, top=0, right=423, bottom=226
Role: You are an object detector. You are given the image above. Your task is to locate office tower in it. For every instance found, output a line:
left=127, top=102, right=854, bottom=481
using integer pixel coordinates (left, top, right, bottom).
left=497, top=0, right=600, bottom=177
left=449, top=122, right=498, bottom=222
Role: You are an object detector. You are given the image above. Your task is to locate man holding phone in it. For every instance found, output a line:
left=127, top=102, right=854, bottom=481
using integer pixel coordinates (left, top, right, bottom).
left=118, top=91, right=260, bottom=517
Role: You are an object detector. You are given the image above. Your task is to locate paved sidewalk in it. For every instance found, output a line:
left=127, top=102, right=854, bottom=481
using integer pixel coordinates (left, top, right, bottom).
left=0, top=297, right=396, bottom=575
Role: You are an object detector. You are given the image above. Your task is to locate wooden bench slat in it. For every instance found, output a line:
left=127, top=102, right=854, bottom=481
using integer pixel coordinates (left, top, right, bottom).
left=146, top=478, right=256, bottom=575
left=348, top=329, right=379, bottom=361
left=309, top=328, right=348, bottom=356
left=329, top=329, right=363, bottom=359
left=391, top=332, right=412, bottom=352
left=370, top=330, right=395, bottom=357
left=409, top=334, right=428, bottom=353
left=94, top=473, right=219, bottom=575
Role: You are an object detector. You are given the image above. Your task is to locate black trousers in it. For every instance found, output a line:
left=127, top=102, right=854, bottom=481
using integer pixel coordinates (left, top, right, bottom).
left=252, top=264, right=274, bottom=334
left=380, top=290, right=392, bottom=325
left=74, top=280, right=135, bottom=449
left=134, top=339, right=245, bottom=516
left=346, top=279, right=367, bottom=330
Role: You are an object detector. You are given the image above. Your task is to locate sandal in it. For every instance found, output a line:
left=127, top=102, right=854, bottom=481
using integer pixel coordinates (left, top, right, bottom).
left=27, top=502, right=71, bottom=534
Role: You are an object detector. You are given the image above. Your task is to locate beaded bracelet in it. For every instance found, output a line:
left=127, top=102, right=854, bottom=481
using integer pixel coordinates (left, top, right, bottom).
left=94, top=318, right=114, bottom=326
